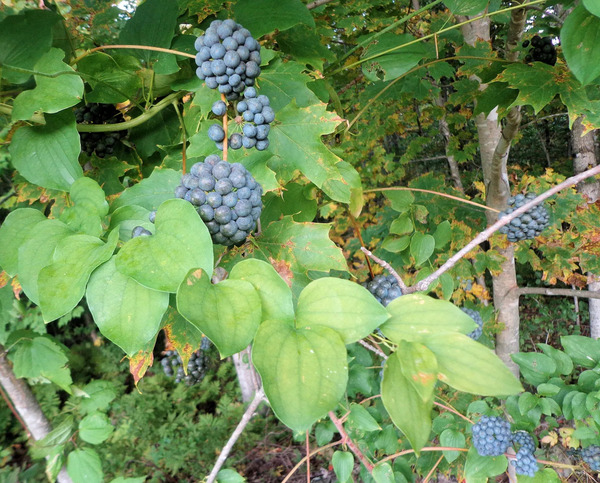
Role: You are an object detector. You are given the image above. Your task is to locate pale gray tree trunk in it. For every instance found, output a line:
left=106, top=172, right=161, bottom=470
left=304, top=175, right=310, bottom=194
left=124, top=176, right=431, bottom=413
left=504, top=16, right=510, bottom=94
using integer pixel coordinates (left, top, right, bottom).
left=459, top=2, right=527, bottom=377
left=232, top=346, right=261, bottom=403
left=0, top=345, right=72, bottom=483
left=571, top=118, right=600, bottom=338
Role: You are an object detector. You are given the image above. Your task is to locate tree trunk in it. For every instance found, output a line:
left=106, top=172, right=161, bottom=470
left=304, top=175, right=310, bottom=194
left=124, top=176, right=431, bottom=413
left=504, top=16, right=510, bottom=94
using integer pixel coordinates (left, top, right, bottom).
left=571, top=117, right=600, bottom=337
left=460, top=2, right=527, bottom=377
left=436, top=94, right=465, bottom=192
left=0, top=345, right=72, bottom=483
left=232, top=346, right=261, bottom=403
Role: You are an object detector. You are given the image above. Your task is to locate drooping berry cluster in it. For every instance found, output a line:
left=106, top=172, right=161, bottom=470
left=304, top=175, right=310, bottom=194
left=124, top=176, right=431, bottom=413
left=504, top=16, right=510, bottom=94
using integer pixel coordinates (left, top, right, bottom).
left=511, top=431, right=536, bottom=453
left=461, top=308, right=483, bottom=340
left=174, top=155, right=262, bottom=246
left=582, top=445, right=600, bottom=471
left=510, top=431, right=539, bottom=477
left=512, top=449, right=539, bottom=477
left=161, top=338, right=213, bottom=385
left=472, top=415, right=512, bottom=456
left=523, top=36, right=557, bottom=66
left=363, top=274, right=403, bottom=306
left=207, top=88, right=273, bottom=152
left=235, top=87, right=273, bottom=151
left=194, top=19, right=261, bottom=101
left=74, top=103, right=127, bottom=158
left=497, top=193, right=550, bottom=242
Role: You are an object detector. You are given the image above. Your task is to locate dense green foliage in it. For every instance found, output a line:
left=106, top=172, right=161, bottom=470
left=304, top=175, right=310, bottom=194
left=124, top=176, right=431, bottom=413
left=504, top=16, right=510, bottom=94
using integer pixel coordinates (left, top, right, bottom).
left=1, top=0, right=600, bottom=481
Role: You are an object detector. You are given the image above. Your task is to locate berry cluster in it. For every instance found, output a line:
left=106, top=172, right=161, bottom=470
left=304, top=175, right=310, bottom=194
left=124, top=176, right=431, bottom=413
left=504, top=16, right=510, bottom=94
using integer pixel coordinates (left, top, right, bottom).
left=74, top=103, right=127, bottom=158
left=582, top=445, right=600, bottom=471
left=512, top=449, right=539, bottom=477
left=174, top=155, right=262, bottom=246
left=461, top=308, right=483, bottom=341
left=457, top=276, right=474, bottom=291
left=194, top=19, right=261, bottom=101
left=363, top=274, right=403, bottom=306
left=235, top=87, right=273, bottom=151
left=497, top=193, right=550, bottom=242
left=523, top=36, right=557, bottom=66
left=511, top=431, right=539, bottom=477
left=161, top=338, right=213, bottom=385
left=511, top=431, right=536, bottom=453
left=207, top=87, right=273, bottom=152
left=472, top=415, right=512, bottom=456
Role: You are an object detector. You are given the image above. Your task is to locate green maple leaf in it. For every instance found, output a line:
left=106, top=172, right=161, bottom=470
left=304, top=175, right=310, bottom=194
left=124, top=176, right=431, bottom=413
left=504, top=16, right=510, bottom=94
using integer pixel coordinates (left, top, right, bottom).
left=267, top=100, right=354, bottom=203
left=557, top=69, right=600, bottom=132
left=495, top=62, right=559, bottom=114
left=258, top=58, right=320, bottom=111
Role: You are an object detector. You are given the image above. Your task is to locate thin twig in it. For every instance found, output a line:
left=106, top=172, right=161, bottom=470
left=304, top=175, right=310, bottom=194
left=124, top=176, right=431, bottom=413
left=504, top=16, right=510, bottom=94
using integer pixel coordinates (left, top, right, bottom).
left=521, top=113, right=568, bottom=130
left=360, top=247, right=408, bottom=292
left=305, top=431, right=310, bottom=483
left=433, top=401, right=473, bottom=424
left=379, top=446, right=469, bottom=464
left=409, top=165, right=600, bottom=293
left=349, top=214, right=374, bottom=278
left=71, top=44, right=195, bottom=65
left=328, top=411, right=374, bottom=472
left=514, top=287, right=600, bottom=300
left=172, top=100, right=187, bottom=174
left=221, top=93, right=229, bottom=161
left=424, top=454, right=444, bottom=483
left=358, top=339, right=388, bottom=359
left=281, top=441, right=342, bottom=483
left=365, top=186, right=498, bottom=212
left=306, top=0, right=336, bottom=9
left=206, top=388, right=266, bottom=483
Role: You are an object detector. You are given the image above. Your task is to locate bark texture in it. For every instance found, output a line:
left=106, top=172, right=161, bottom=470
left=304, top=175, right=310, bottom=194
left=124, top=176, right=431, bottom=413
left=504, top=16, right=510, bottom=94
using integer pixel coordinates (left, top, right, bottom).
left=0, top=345, right=72, bottom=483
left=460, top=2, right=527, bottom=376
left=232, top=346, right=261, bottom=403
left=571, top=118, right=600, bottom=338
left=436, top=93, right=464, bottom=192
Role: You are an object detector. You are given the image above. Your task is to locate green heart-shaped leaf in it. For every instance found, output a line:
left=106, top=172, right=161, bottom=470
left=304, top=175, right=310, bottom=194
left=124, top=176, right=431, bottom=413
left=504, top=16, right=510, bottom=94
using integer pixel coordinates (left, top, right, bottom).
left=381, top=350, right=432, bottom=452
left=424, top=333, right=523, bottom=396
left=115, top=199, right=213, bottom=292
left=78, top=413, right=114, bottom=445
left=18, top=219, right=73, bottom=304
left=380, top=294, right=476, bottom=343
left=229, top=258, right=294, bottom=322
left=296, top=278, right=388, bottom=344
left=0, top=208, right=46, bottom=276
left=60, top=177, right=109, bottom=237
left=177, top=268, right=261, bottom=358
left=252, top=319, right=348, bottom=432
left=86, top=256, right=169, bottom=356
left=39, top=230, right=118, bottom=322
left=396, top=340, right=437, bottom=403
